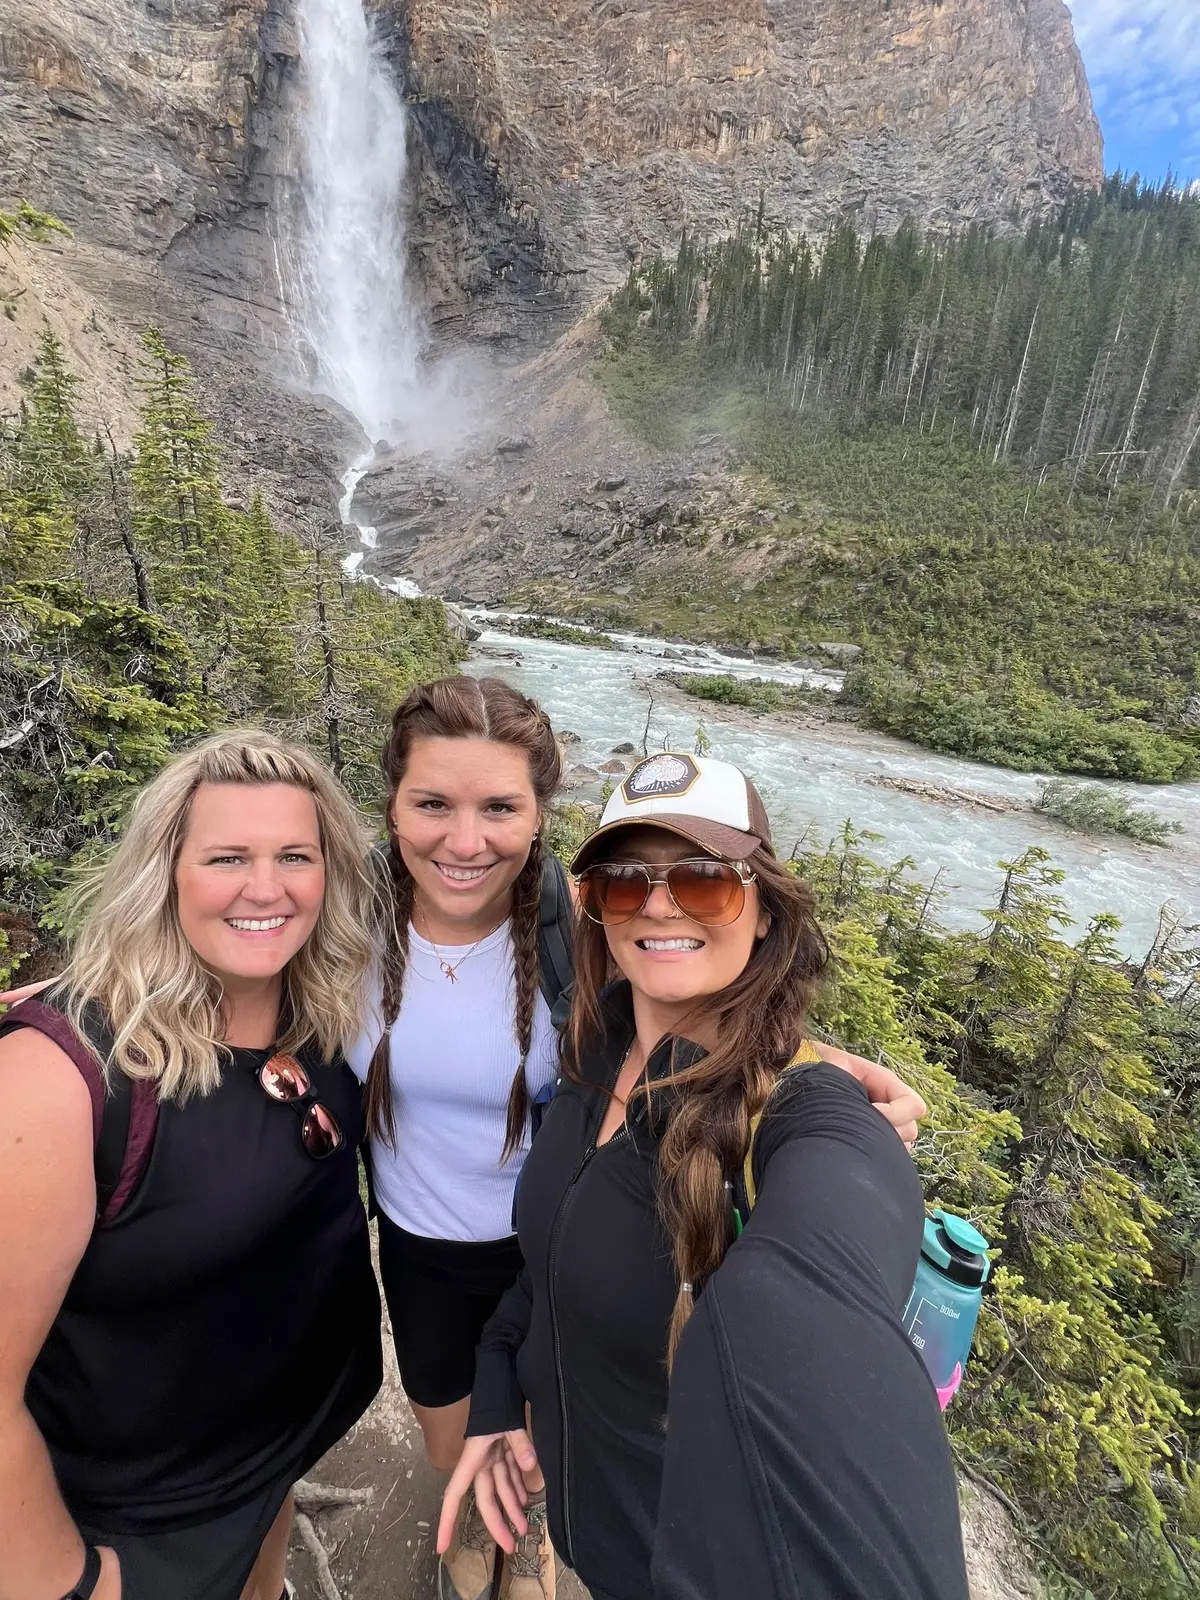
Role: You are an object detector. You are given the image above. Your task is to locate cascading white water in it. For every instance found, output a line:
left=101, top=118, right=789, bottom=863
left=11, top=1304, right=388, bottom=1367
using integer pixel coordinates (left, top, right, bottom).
left=466, top=626, right=1200, bottom=953
left=289, top=0, right=419, bottom=443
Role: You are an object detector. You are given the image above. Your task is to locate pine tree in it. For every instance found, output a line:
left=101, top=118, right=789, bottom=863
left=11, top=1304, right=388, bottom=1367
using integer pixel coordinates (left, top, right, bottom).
left=14, top=325, right=95, bottom=515
left=130, top=329, right=233, bottom=661
left=791, top=827, right=1199, bottom=1595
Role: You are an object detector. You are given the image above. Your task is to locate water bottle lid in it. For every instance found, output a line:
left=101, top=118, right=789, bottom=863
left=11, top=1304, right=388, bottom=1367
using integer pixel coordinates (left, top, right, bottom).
left=921, top=1210, right=991, bottom=1286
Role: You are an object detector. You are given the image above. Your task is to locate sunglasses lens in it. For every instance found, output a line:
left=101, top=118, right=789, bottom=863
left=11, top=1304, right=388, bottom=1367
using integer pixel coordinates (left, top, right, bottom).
left=302, top=1102, right=344, bottom=1159
left=260, top=1054, right=310, bottom=1102
left=581, top=864, right=650, bottom=924
left=666, top=861, right=746, bottom=925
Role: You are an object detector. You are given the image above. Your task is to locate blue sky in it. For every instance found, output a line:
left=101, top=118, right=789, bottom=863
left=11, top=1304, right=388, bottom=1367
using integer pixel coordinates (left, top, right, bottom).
left=1066, top=1, right=1200, bottom=185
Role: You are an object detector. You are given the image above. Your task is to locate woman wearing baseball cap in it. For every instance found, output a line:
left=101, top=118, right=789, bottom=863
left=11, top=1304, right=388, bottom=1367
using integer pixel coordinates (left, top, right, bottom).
left=440, top=751, right=969, bottom=1600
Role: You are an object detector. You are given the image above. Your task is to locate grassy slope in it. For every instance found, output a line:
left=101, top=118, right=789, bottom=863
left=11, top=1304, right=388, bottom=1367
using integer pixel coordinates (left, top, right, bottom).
left=512, top=339, right=1200, bottom=781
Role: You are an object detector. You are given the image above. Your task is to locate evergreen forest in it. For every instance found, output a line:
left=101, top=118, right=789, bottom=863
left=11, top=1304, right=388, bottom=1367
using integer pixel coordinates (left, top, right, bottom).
left=584, top=178, right=1200, bottom=780
left=786, top=826, right=1200, bottom=1598
left=0, top=320, right=462, bottom=975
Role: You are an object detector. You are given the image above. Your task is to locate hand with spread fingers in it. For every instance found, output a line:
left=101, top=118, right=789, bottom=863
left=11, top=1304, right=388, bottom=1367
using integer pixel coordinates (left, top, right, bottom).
left=439, top=1428, right=539, bottom=1558
left=810, top=1040, right=926, bottom=1149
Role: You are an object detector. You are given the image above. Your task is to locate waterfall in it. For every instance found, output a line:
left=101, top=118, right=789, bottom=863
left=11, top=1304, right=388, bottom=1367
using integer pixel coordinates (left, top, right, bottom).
left=289, top=0, right=420, bottom=444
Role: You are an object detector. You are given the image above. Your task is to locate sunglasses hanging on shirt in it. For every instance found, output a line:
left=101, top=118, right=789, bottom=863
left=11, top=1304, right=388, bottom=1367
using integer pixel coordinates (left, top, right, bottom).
left=256, top=1052, right=345, bottom=1159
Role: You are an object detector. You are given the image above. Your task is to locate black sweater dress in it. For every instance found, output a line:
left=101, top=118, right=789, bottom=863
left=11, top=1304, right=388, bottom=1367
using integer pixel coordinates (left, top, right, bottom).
left=466, top=982, right=969, bottom=1600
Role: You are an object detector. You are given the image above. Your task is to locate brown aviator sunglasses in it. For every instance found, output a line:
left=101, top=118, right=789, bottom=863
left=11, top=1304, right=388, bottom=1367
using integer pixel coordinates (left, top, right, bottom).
left=577, top=857, right=757, bottom=927
left=256, top=1053, right=345, bottom=1160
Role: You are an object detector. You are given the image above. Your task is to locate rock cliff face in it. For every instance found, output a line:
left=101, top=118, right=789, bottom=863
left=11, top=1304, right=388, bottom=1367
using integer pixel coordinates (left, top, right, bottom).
left=395, top=0, right=1103, bottom=284
left=0, top=0, right=1102, bottom=515
left=0, top=0, right=348, bottom=510
left=0, top=0, right=291, bottom=343
left=1, top=0, right=1102, bottom=341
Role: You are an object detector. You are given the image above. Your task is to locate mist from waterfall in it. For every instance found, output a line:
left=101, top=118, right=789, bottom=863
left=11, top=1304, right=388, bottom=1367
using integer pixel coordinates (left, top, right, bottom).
left=288, top=0, right=425, bottom=444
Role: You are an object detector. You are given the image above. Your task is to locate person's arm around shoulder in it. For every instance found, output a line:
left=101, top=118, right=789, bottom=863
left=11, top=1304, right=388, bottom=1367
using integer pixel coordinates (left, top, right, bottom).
left=652, top=1065, right=969, bottom=1600
left=0, top=1028, right=121, bottom=1600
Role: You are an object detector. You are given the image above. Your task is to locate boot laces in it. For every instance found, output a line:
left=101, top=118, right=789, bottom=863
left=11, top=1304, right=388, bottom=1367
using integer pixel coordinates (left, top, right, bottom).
left=460, top=1489, right=495, bottom=1554
left=508, top=1497, right=548, bottom=1580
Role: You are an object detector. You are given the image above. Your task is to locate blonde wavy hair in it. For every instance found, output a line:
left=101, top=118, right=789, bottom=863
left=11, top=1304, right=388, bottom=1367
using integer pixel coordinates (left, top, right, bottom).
left=63, top=730, right=378, bottom=1102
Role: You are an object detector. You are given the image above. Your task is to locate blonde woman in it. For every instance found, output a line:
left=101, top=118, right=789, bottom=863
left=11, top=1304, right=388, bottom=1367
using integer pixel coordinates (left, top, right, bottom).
left=0, top=732, right=383, bottom=1600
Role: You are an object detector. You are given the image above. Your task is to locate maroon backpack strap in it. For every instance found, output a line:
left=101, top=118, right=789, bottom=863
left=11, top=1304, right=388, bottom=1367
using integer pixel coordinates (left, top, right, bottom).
left=0, top=998, right=157, bottom=1223
left=103, top=1076, right=157, bottom=1223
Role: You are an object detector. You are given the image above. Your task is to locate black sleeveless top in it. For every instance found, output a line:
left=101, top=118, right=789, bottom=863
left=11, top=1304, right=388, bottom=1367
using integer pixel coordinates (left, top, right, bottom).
left=24, top=1038, right=382, bottom=1534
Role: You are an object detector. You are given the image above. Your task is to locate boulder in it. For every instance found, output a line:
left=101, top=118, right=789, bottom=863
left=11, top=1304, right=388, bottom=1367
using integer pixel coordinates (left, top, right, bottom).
left=442, top=602, right=481, bottom=642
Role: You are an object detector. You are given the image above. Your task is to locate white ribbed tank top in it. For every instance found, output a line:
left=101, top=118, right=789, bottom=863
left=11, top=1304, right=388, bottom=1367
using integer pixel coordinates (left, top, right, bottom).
left=344, top=920, right=559, bottom=1242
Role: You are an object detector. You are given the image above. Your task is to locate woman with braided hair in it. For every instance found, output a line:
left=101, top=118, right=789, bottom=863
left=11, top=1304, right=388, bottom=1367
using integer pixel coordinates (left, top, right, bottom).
left=344, top=679, right=928, bottom=1600
left=343, top=675, right=566, bottom=1600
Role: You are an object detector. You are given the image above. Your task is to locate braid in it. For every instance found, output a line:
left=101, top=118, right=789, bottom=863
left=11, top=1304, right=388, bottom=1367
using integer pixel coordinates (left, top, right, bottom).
left=365, top=845, right=413, bottom=1147
left=661, top=1069, right=768, bottom=1365
left=502, top=831, right=544, bottom=1164
left=563, top=849, right=830, bottom=1370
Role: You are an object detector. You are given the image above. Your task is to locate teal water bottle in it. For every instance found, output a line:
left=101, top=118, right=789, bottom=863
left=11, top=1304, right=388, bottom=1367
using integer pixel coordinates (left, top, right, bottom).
left=901, top=1211, right=991, bottom=1409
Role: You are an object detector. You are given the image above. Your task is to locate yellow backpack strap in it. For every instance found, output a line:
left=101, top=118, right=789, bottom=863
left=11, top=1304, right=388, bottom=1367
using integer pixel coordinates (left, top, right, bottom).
left=741, top=1040, right=823, bottom=1214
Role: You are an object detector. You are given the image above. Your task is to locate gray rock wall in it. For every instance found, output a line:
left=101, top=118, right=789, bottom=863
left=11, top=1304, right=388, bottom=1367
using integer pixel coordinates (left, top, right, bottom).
left=395, top=0, right=1104, bottom=285
left=2, top=0, right=1102, bottom=346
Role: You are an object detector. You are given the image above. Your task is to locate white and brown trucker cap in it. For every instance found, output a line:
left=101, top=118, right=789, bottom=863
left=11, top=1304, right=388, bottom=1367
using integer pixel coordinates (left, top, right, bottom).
left=570, top=752, right=774, bottom=873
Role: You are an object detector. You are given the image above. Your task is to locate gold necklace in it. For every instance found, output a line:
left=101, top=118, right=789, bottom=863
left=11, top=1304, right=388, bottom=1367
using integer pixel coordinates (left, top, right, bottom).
left=415, top=919, right=492, bottom=983
left=429, top=936, right=487, bottom=983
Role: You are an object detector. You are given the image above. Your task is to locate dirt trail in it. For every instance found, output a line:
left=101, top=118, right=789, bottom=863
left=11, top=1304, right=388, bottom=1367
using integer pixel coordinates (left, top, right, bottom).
left=286, top=1272, right=587, bottom=1599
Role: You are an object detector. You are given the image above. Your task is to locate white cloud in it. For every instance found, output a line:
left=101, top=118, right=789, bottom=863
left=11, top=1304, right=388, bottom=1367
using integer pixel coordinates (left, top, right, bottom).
left=1067, top=2, right=1199, bottom=77
left=1066, top=1, right=1200, bottom=172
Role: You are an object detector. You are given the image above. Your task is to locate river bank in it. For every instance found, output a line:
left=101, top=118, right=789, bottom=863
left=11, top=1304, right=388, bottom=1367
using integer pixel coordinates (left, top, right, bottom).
left=464, top=626, right=1200, bottom=955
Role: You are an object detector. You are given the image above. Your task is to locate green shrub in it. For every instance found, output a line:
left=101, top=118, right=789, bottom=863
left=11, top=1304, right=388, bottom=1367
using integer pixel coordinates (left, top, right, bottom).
left=670, top=673, right=829, bottom=715
left=1034, top=779, right=1185, bottom=845
left=500, top=616, right=619, bottom=649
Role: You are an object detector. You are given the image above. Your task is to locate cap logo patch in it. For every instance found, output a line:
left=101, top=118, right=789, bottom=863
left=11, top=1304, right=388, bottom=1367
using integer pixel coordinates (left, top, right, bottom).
left=622, top=753, right=701, bottom=803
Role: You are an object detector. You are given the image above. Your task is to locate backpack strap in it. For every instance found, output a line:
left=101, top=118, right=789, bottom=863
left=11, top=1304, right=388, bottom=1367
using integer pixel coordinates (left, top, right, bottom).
left=537, top=851, right=576, bottom=1030
left=0, top=997, right=157, bottom=1224
left=738, top=1040, right=823, bottom=1224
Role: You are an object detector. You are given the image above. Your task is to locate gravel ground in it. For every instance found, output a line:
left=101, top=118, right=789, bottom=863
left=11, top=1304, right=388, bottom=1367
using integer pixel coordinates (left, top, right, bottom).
left=286, top=1243, right=586, bottom=1600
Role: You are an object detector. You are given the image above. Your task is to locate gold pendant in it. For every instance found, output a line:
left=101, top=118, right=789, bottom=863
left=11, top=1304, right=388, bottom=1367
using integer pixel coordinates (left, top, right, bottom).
left=440, top=961, right=458, bottom=982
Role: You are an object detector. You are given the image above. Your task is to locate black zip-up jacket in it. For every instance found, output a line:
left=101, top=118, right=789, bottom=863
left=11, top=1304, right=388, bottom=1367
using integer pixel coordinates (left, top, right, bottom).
left=467, top=983, right=969, bottom=1600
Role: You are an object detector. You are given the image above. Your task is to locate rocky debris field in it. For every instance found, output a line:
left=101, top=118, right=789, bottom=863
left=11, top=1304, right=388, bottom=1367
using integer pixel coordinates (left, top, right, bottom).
left=350, top=312, right=797, bottom=614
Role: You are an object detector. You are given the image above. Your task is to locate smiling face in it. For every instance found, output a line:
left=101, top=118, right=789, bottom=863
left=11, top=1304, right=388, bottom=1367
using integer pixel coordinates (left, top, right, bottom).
left=598, top=825, right=769, bottom=1033
left=174, top=782, right=326, bottom=990
left=389, top=736, right=540, bottom=942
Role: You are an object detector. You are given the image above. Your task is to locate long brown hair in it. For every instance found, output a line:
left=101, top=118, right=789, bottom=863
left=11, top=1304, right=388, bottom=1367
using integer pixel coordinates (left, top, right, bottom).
left=565, top=842, right=829, bottom=1361
left=367, top=676, right=562, bottom=1161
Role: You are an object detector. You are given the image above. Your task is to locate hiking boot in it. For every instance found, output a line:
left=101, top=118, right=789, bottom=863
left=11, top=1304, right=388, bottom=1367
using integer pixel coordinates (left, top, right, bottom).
left=438, top=1488, right=498, bottom=1600
left=498, top=1490, right=555, bottom=1600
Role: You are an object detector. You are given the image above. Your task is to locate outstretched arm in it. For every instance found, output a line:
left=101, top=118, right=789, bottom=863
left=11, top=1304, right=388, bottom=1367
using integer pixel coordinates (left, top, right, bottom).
left=653, top=1065, right=968, bottom=1600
